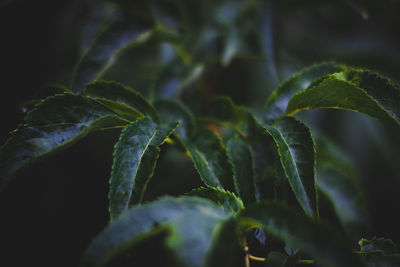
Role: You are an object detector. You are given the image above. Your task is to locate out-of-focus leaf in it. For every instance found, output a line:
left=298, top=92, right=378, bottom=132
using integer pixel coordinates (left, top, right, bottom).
left=72, top=17, right=153, bottom=92
left=109, top=117, right=178, bottom=219
left=82, top=196, right=227, bottom=267
left=84, top=80, right=160, bottom=122
left=204, top=217, right=244, bottom=267
left=264, top=62, right=345, bottom=120
left=359, top=237, right=398, bottom=255
left=260, top=117, right=317, bottom=217
left=286, top=69, right=400, bottom=128
left=166, top=210, right=226, bottom=267
left=227, top=137, right=256, bottom=206
left=240, top=201, right=365, bottom=267
left=186, top=186, right=244, bottom=214
left=264, top=251, right=289, bottom=267
left=0, top=94, right=129, bottom=189
left=364, top=254, right=400, bottom=267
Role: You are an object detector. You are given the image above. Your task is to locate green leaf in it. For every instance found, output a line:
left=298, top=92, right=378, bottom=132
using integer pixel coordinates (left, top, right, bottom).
left=186, top=186, right=244, bottom=214
left=181, top=127, right=235, bottom=192
left=0, top=94, right=129, bottom=189
left=240, top=201, right=365, bottom=267
left=227, top=137, right=256, bottom=206
left=166, top=209, right=226, bottom=267
left=82, top=196, right=227, bottom=267
left=259, top=117, right=317, bottom=216
left=264, top=252, right=290, bottom=267
left=359, top=237, right=398, bottom=255
left=264, top=62, right=345, bottom=120
left=154, top=99, right=196, bottom=139
left=84, top=80, right=160, bottom=122
left=155, top=99, right=234, bottom=192
left=286, top=69, right=400, bottom=128
left=204, top=217, right=244, bottom=267
left=109, top=117, right=178, bottom=219
left=365, top=254, right=400, bottom=267
left=71, top=17, right=153, bottom=92
left=205, top=97, right=277, bottom=201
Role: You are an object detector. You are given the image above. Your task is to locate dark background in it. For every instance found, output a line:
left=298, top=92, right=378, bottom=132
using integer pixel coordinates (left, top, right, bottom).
left=1, top=0, right=400, bottom=266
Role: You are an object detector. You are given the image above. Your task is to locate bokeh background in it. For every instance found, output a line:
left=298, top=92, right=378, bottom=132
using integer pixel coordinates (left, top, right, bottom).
left=1, top=0, right=400, bottom=266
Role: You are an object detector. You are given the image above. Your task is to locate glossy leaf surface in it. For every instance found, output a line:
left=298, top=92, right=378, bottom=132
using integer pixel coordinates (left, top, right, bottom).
left=264, top=62, right=345, bottom=120
left=84, top=81, right=160, bottom=122
left=109, top=117, right=177, bottom=219
left=0, top=94, right=129, bottom=189
left=240, top=201, right=365, bottom=267
left=286, top=70, right=400, bottom=127
left=260, top=117, right=317, bottom=216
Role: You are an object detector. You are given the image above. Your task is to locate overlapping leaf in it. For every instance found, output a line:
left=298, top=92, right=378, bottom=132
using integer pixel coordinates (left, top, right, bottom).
left=108, top=117, right=178, bottom=219
left=264, top=62, right=345, bottom=120
left=0, top=94, right=130, bottom=189
left=82, top=196, right=228, bottom=267
left=240, top=201, right=365, bottom=267
left=186, top=186, right=244, bottom=214
left=84, top=80, right=160, bottom=122
left=287, top=69, right=400, bottom=127
left=155, top=100, right=235, bottom=192
left=227, top=137, right=256, bottom=206
left=259, top=116, right=317, bottom=217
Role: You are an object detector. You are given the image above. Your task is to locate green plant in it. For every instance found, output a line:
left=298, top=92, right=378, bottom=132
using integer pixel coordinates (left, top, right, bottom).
left=1, top=1, right=400, bottom=267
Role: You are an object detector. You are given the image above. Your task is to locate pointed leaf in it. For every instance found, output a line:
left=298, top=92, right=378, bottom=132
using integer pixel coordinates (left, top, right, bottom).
left=227, top=137, right=256, bottom=206
left=109, top=117, right=178, bottom=219
left=72, top=18, right=153, bottom=92
left=359, top=237, right=398, bottom=255
left=155, top=99, right=235, bottom=192
left=0, top=94, right=129, bottom=189
left=154, top=99, right=196, bottom=139
left=82, top=196, right=227, bottom=267
left=240, top=201, right=365, bottom=267
left=181, top=127, right=235, bottom=192
left=84, top=80, right=160, bottom=122
left=186, top=186, right=244, bottom=214
left=260, top=117, right=317, bottom=216
left=286, top=69, right=400, bottom=128
left=264, top=62, right=345, bottom=120
left=206, top=97, right=277, bottom=201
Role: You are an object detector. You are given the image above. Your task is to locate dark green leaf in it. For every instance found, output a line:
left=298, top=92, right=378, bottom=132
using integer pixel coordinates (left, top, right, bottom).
left=264, top=62, right=345, bottom=120
left=88, top=97, right=144, bottom=122
left=204, top=217, right=244, bottom=267
left=109, top=117, right=178, bottom=219
left=154, top=99, right=196, bottom=139
left=181, top=127, right=235, bottom=192
left=72, top=17, right=153, bottom=92
left=286, top=69, right=400, bottom=128
left=227, top=137, right=256, bottom=206
left=82, top=196, right=227, bottom=267
left=206, top=97, right=277, bottom=201
left=240, top=201, right=365, bottom=267
left=155, top=99, right=234, bottom=191
left=186, top=186, right=244, bottom=214
left=264, top=252, right=289, bottom=267
left=84, top=80, right=160, bottom=122
left=259, top=117, right=317, bottom=216
left=166, top=210, right=226, bottom=267
left=0, top=94, right=129, bottom=189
